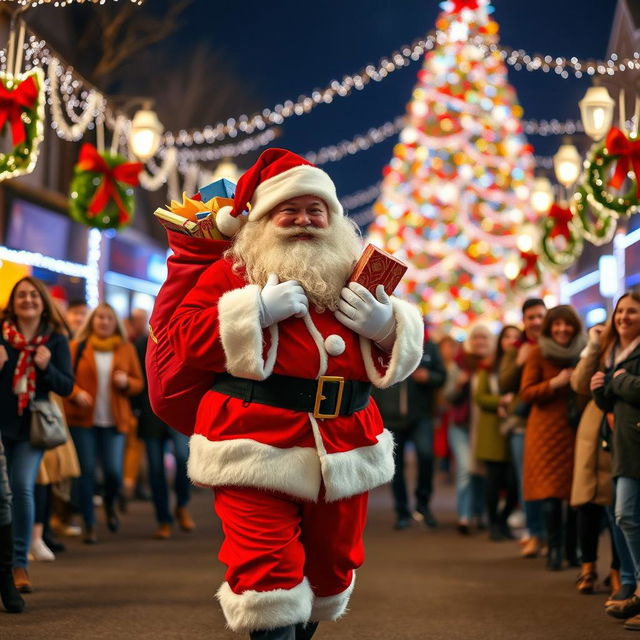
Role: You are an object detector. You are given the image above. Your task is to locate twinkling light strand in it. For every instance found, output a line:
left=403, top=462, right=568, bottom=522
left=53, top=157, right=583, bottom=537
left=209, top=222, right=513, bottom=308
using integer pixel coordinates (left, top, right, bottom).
left=342, top=183, right=382, bottom=210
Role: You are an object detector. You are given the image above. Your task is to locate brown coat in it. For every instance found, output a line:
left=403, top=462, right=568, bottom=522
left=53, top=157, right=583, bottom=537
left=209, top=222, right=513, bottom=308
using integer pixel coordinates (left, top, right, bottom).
left=521, top=346, right=575, bottom=501
left=570, top=341, right=612, bottom=507
left=63, top=340, right=144, bottom=434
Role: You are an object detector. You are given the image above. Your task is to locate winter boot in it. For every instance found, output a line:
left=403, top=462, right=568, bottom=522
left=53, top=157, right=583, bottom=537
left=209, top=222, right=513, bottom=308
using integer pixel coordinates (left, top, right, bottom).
left=295, top=621, right=319, bottom=639
left=0, top=523, right=25, bottom=613
left=250, top=626, right=295, bottom=639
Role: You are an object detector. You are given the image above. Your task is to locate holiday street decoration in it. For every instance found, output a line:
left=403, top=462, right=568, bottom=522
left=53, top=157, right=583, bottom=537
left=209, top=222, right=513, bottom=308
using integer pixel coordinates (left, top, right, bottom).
left=0, top=67, right=45, bottom=181
left=369, top=0, right=540, bottom=332
left=69, top=143, right=143, bottom=230
left=540, top=203, right=583, bottom=271
left=515, top=250, right=542, bottom=289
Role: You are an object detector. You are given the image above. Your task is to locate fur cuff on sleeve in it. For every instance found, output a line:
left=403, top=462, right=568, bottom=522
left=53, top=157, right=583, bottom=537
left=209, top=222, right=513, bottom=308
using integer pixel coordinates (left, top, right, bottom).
left=218, top=284, right=278, bottom=380
left=360, top=296, right=423, bottom=389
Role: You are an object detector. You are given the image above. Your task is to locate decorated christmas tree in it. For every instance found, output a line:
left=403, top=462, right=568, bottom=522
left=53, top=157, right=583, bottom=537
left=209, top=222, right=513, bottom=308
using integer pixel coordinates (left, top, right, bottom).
left=370, top=0, right=540, bottom=336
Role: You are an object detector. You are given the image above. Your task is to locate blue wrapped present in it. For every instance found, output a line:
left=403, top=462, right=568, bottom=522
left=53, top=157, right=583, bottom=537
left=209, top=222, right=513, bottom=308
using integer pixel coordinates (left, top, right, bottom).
left=199, top=178, right=236, bottom=202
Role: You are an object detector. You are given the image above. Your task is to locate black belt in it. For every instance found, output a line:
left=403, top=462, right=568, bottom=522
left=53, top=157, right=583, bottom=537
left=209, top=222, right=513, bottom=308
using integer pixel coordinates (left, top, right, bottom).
left=212, top=373, right=371, bottom=419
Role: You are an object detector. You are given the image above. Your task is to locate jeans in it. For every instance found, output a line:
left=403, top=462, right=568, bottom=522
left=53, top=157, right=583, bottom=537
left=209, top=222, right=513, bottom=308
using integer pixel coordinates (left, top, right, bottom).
left=510, top=432, right=545, bottom=538
left=0, top=438, right=12, bottom=527
left=70, top=426, right=125, bottom=527
left=391, top=418, right=434, bottom=518
left=144, top=430, right=191, bottom=524
left=3, top=438, right=44, bottom=567
left=448, top=426, right=485, bottom=521
left=615, top=477, right=640, bottom=583
left=607, top=483, right=636, bottom=585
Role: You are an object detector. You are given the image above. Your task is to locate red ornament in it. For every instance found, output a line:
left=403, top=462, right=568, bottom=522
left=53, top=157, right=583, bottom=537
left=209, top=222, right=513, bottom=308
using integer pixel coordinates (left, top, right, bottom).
left=77, top=143, right=143, bottom=225
left=605, top=127, right=640, bottom=198
left=548, top=203, right=573, bottom=239
left=449, top=0, right=479, bottom=13
left=0, top=75, right=38, bottom=146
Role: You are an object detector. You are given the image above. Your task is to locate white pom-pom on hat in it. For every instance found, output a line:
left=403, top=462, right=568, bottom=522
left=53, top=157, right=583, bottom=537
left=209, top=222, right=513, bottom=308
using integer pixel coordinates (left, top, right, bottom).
left=216, top=205, right=244, bottom=237
left=324, top=334, right=346, bottom=357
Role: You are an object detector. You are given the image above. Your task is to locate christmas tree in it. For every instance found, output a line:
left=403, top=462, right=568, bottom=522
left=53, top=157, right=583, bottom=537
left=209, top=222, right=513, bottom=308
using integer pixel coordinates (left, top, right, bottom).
left=370, top=0, right=539, bottom=336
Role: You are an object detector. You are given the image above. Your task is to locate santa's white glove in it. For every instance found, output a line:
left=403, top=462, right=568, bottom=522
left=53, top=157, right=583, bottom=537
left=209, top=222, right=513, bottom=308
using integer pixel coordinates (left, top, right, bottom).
left=335, top=282, right=396, bottom=349
left=259, top=273, right=309, bottom=328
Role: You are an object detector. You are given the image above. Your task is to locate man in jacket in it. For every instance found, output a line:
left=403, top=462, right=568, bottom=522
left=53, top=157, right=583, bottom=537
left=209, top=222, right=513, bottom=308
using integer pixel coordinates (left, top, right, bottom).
left=498, top=297, right=546, bottom=557
left=166, top=148, right=423, bottom=640
left=374, top=333, right=446, bottom=530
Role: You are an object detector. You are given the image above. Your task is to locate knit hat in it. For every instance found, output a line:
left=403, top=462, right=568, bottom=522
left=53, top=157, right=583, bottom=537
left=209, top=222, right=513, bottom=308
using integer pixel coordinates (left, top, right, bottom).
left=216, top=148, right=343, bottom=237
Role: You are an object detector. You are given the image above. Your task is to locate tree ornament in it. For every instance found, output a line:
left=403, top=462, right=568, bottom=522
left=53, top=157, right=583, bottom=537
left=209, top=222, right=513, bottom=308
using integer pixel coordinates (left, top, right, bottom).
left=69, top=143, right=143, bottom=230
left=0, top=67, right=45, bottom=181
left=540, top=203, right=583, bottom=271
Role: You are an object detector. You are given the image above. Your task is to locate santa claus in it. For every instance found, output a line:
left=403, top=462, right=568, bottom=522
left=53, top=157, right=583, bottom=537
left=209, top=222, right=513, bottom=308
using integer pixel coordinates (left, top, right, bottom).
left=167, top=148, right=423, bottom=639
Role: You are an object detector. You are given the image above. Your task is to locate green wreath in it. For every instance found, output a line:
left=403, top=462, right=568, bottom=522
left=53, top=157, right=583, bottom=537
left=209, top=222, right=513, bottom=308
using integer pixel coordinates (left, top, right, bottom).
left=586, top=141, right=640, bottom=216
left=0, top=68, right=45, bottom=181
left=540, top=213, right=583, bottom=272
left=570, top=186, right=618, bottom=247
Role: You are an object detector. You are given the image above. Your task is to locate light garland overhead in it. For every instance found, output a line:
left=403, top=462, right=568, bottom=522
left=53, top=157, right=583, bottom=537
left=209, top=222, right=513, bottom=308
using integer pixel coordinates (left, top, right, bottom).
left=13, top=0, right=143, bottom=6
left=342, top=182, right=382, bottom=210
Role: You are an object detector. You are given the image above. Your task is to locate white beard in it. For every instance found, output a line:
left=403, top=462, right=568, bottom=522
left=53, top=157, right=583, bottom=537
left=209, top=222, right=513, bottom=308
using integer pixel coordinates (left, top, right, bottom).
left=227, top=214, right=363, bottom=312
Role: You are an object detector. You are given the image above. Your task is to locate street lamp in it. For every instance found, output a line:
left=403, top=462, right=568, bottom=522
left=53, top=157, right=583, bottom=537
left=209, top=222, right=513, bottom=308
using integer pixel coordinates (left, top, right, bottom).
left=553, top=143, right=582, bottom=188
left=129, top=108, right=163, bottom=161
left=530, top=176, right=554, bottom=214
left=579, top=86, right=615, bottom=141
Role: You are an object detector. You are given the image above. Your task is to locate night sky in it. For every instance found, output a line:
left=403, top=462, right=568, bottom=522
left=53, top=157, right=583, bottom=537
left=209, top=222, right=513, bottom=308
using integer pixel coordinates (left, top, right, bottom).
left=153, top=0, right=617, bottom=204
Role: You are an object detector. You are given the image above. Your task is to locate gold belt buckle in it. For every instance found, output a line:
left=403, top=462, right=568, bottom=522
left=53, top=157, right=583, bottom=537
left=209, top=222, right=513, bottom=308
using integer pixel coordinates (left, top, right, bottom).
left=313, top=376, right=345, bottom=419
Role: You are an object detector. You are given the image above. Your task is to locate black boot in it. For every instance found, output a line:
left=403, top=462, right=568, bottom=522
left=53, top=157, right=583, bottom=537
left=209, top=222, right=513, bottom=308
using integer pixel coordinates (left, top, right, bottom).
left=0, top=523, right=25, bottom=613
left=250, top=626, right=296, bottom=639
left=104, top=502, right=120, bottom=533
left=295, top=621, right=319, bottom=639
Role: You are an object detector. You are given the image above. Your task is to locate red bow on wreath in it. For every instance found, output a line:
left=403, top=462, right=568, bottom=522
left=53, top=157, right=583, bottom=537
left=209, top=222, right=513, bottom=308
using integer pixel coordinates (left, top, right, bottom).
left=519, top=251, right=538, bottom=278
left=0, top=75, right=38, bottom=146
left=548, top=203, right=573, bottom=239
left=605, top=127, right=640, bottom=198
left=77, top=143, right=143, bottom=225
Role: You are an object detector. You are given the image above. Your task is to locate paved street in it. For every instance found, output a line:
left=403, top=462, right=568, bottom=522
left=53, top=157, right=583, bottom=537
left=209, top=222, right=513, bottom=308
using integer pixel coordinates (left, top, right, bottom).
left=2, top=472, right=624, bottom=639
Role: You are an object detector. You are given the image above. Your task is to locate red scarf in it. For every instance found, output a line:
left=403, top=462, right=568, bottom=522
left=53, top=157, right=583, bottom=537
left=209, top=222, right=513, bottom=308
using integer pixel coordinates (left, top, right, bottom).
left=2, top=320, right=49, bottom=415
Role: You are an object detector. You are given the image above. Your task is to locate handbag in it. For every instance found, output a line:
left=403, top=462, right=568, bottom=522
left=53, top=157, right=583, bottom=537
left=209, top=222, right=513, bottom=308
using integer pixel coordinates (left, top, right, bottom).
left=29, top=399, right=67, bottom=450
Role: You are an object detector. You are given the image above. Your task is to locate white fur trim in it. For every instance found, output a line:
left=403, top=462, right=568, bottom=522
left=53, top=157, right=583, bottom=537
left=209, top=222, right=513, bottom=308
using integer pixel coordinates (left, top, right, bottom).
left=217, top=205, right=244, bottom=237
left=310, top=572, right=356, bottom=621
left=324, top=334, right=345, bottom=357
left=218, top=284, right=278, bottom=380
left=314, top=421, right=395, bottom=502
left=303, top=314, right=328, bottom=377
left=248, top=165, right=343, bottom=222
left=217, top=578, right=313, bottom=632
left=360, top=296, right=423, bottom=389
left=188, top=434, right=322, bottom=501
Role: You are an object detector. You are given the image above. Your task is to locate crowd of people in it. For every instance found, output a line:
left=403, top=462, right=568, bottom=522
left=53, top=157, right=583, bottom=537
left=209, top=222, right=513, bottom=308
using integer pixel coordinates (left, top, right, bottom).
left=0, top=276, right=195, bottom=613
left=378, top=291, right=640, bottom=632
left=1, top=273, right=640, bottom=634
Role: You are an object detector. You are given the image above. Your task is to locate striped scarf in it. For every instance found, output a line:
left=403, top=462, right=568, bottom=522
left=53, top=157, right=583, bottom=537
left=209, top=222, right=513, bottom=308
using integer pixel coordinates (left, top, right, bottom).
left=2, top=319, right=49, bottom=415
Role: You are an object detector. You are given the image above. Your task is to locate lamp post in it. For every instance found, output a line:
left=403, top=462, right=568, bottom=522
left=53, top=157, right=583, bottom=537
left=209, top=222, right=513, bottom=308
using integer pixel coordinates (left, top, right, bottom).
left=530, top=176, right=555, bottom=214
left=129, top=108, right=164, bottom=161
left=553, top=142, right=582, bottom=191
left=579, top=86, right=615, bottom=141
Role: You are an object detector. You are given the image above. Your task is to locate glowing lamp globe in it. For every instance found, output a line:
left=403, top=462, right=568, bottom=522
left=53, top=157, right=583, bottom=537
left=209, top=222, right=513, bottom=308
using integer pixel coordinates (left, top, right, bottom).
left=129, top=109, right=163, bottom=161
left=530, top=177, right=554, bottom=214
left=579, top=86, right=615, bottom=142
left=553, top=144, right=581, bottom=188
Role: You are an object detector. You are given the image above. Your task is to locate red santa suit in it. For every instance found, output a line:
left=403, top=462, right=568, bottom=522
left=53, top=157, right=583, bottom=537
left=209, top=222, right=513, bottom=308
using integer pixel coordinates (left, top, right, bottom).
left=165, top=148, right=423, bottom=634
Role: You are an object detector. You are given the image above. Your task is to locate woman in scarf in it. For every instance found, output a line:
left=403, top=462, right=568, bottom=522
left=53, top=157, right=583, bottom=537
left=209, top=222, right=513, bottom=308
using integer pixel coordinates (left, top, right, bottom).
left=591, top=292, right=640, bottom=629
left=63, top=303, right=143, bottom=543
left=0, top=277, right=73, bottom=595
left=521, top=305, right=586, bottom=571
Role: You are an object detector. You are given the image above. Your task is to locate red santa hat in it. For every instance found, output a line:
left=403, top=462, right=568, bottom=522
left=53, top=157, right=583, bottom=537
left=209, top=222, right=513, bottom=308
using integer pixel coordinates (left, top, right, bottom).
left=216, top=148, right=343, bottom=237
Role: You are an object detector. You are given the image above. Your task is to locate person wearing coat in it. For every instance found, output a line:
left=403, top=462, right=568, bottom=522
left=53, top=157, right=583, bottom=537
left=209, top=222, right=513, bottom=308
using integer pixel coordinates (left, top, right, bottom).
left=592, top=292, right=640, bottom=630
left=166, top=148, right=424, bottom=639
left=521, top=305, right=586, bottom=571
left=498, top=297, right=547, bottom=557
left=570, top=323, right=632, bottom=598
left=373, top=334, right=446, bottom=530
left=133, top=333, right=194, bottom=539
left=63, top=303, right=144, bottom=543
left=0, top=277, right=73, bottom=594
left=474, top=325, right=520, bottom=542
